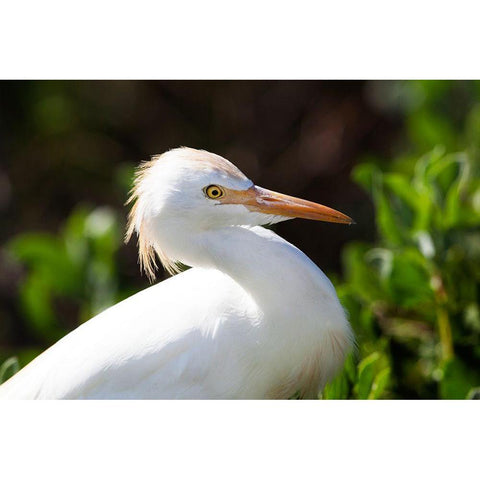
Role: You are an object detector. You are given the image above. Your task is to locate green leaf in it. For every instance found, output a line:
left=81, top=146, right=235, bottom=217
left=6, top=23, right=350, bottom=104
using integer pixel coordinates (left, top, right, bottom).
left=342, top=243, right=388, bottom=306
left=322, top=370, right=350, bottom=400
left=368, top=367, right=390, bottom=399
left=440, top=359, right=479, bottom=399
left=466, top=387, right=480, bottom=400
left=19, top=271, right=65, bottom=342
left=8, top=232, right=62, bottom=266
left=376, top=189, right=405, bottom=245
left=0, top=357, right=20, bottom=384
left=388, top=249, right=433, bottom=308
left=63, top=206, right=90, bottom=266
left=352, top=163, right=379, bottom=194
left=356, top=352, right=380, bottom=399
left=8, top=232, right=79, bottom=294
left=465, top=103, right=480, bottom=150
left=383, top=173, right=420, bottom=211
left=407, top=110, right=457, bottom=152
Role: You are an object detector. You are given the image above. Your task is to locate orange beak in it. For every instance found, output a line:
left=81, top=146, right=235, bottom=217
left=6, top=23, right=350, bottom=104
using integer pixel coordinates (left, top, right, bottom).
left=221, top=186, right=354, bottom=225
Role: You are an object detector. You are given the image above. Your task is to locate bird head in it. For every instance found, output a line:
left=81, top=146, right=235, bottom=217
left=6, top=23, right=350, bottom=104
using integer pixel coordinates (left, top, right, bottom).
left=126, top=147, right=353, bottom=279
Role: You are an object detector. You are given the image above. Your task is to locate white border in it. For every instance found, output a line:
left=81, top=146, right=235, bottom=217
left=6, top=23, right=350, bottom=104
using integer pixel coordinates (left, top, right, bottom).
left=1, top=401, right=478, bottom=479
left=1, top=1, right=480, bottom=79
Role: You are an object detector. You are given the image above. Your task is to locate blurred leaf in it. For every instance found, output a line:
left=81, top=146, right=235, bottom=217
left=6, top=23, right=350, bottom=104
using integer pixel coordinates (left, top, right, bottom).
left=407, top=110, right=457, bottom=152
left=465, top=103, right=480, bottom=151
left=383, top=173, right=420, bottom=212
left=368, top=367, right=390, bottom=399
left=8, top=233, right=79, bottom=293
left=376, top=189, right=405, bottom=245
left=466, top=387, right=480, bottom=400
left=356, top=352, right=380, bottom=399
left=63, top=207, right=90, bottom=266
left=0, top=357, right=20, bottom=384
left=322, top=370, right=350, bottom=400
left=464, top=303, right=480, bottom=333
left=9, top=233, right=62, bottom=265
left=20, top=271, right=64, bottom=342
left=440, top=359, right=479, bottom=400
left=7, top=205, right=123, bottom=342
left=342, top=243, right=386, bottom=303
left=352, top=163, right=379, bottom=194
left=388, top=249, right=433, bottom=308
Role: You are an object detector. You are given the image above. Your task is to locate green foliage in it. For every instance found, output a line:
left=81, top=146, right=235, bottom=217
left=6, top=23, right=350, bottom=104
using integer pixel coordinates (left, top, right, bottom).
left=322, top=352, right=391, bottom=400
left=0, top=357, right=20, bottom=384
left=324, top=81, right=480, bottom=399
left=6, top=206, right=123, bottom=344
left=332, top=149, right=480, bottom=398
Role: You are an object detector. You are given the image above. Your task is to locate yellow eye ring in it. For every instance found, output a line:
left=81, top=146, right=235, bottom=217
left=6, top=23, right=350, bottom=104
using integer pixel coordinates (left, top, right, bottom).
left=205, top=185, right=224, bottom=199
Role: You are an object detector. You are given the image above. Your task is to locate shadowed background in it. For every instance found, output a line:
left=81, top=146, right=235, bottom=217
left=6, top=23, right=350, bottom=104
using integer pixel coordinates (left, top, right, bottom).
left=1, top=80, right=479, bottom=398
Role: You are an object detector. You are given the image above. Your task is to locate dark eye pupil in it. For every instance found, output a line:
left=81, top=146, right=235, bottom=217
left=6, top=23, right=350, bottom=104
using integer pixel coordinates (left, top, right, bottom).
left=212, top=189, right=219, bottom=196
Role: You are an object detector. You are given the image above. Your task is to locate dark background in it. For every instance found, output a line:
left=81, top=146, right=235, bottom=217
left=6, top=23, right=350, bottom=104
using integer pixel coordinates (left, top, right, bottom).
left=0, top=80, right=401, bottom=260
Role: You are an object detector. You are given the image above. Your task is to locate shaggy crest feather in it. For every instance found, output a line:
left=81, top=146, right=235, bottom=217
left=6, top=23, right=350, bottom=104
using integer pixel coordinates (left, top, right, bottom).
left=125, top=155, right=181, bottom=279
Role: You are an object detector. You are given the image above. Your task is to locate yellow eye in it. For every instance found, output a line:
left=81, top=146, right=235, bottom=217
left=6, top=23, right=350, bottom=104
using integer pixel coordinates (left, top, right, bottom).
left=205, top=185, right=224, bottom=199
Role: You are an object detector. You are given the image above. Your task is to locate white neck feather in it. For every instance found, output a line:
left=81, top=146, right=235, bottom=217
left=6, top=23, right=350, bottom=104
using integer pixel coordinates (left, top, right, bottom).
left=157, top=224, right=338, bottom=316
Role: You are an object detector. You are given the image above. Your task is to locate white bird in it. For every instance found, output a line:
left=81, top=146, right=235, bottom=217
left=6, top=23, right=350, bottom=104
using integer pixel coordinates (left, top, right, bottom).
left=0, top=147, right=354, bottom=399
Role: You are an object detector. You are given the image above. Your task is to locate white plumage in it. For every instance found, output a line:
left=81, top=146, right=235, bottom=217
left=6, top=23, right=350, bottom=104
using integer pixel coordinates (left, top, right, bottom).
left=0, top=147, right=354, bottom=399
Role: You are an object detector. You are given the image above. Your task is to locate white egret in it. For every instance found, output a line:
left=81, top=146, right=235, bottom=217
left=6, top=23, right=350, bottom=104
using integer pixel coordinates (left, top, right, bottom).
left=0, top=147, right=354, bottom=399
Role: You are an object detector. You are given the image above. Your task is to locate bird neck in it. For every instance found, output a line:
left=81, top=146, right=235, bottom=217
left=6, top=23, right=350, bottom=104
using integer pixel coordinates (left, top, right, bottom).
left=164, top=225, right=336, bottom=312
